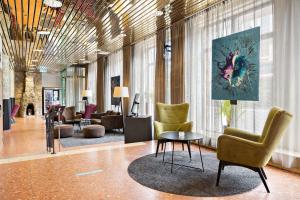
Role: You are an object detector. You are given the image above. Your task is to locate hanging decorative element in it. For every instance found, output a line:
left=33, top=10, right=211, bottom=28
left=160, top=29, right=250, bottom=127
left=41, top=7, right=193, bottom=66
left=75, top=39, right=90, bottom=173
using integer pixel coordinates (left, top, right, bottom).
left=211, top=27, right=260, bottom=101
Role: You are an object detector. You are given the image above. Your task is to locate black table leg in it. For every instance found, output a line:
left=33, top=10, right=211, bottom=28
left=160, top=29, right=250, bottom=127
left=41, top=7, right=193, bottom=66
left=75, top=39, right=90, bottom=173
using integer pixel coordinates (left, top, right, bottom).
left=163, top=141, right=167, bottom=162
left=187, top=141, right=192, bottom=161
left=171, top=141, right=175, bottom=173
left=198, top=139, right=204, bottom=172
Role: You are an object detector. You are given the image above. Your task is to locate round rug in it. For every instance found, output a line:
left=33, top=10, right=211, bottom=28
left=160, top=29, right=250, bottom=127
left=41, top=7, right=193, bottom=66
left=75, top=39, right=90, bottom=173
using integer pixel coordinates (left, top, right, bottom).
left=127, top=151, right=261, bottom=197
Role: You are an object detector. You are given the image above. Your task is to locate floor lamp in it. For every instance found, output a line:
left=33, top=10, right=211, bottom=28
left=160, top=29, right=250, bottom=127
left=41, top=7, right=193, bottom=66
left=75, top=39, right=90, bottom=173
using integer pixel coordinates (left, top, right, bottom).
left=113, top=87, right=129, bottom=132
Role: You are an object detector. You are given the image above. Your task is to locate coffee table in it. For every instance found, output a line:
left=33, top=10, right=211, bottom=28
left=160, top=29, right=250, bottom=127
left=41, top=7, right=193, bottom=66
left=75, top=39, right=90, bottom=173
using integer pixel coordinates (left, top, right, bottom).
left=160, top=131, right=204, bottom=173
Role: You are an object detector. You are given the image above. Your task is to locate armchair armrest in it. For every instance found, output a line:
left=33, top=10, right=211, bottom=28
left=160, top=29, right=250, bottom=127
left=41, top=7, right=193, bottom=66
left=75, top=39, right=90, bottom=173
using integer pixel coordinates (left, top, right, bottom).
left=217, top=134, right=268, bottom=168
left=224, top=127, right=261, bottom=142
left=91, top=113, right=106, bottom=119
left=74, top=114, right=82, bottom=119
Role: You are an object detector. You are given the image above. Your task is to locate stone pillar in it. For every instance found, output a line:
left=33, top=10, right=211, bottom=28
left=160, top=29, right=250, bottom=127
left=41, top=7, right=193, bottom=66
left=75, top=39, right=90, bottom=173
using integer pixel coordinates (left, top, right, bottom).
left=20, top=72, right=42, bottom=117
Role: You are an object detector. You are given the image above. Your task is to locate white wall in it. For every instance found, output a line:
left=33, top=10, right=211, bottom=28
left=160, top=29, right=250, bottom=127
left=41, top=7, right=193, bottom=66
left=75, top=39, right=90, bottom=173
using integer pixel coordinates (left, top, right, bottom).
left=42, top=72, right=61, bottom=88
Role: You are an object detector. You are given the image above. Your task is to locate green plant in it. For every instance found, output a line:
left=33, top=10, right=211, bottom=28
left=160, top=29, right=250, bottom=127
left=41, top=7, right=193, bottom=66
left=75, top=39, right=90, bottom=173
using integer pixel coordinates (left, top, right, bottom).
left=221, top=100, right=232, bottom=127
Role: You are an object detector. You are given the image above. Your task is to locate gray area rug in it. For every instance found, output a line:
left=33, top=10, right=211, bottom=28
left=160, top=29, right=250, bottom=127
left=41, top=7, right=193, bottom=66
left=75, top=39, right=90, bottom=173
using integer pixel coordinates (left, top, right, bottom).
left=128, top=151, right=261, bottom=197
left=60, top=132, right=124, bottom=147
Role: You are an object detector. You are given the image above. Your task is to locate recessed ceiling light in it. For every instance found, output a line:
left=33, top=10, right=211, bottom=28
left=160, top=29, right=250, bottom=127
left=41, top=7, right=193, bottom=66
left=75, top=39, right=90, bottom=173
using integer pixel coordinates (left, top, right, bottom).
left=44, top=0, right=62, bottom=8
left=34, top=49, right=43, bottom=52
left=37, top=30, right=51, bottom=35
left=97, top=50, right=110, bottom=55
left=153, top=10, right=164, bottom=17
left=29, top=64, right=36, bottom=67
left=32, top=59, right=38, bottom=62
left=118, top=33, right=126, bottom=38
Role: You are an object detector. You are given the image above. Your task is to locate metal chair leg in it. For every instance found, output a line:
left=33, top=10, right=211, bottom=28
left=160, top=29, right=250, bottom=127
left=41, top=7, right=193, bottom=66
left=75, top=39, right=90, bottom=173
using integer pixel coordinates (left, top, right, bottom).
left=258, top=168, right=270, bottom=193
left=261, top=168, right=267, bottom=179
left=216, top=161, right=223, bottom=186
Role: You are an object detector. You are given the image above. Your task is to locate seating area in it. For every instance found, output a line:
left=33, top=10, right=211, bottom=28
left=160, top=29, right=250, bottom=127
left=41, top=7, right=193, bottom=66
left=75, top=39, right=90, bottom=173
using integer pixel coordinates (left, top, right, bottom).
left=0, top=0, right=300, bottom=199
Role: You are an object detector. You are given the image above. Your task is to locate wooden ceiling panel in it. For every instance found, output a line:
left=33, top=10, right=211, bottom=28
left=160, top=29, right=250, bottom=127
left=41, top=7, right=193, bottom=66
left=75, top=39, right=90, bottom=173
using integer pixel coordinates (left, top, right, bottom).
left=0, top=0, right=222, bottom=72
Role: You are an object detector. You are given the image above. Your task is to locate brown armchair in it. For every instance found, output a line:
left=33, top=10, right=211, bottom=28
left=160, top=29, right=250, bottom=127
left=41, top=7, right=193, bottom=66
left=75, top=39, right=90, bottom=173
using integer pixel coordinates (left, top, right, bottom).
left=91, top=111, right=123, bottom=131
left=62, top=106, right=81, bottom=123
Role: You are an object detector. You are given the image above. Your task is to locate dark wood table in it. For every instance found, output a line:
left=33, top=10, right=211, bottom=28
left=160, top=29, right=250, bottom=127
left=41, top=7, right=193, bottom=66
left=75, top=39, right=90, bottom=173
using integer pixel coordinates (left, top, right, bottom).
left=160, top=131, right=204, bottom=173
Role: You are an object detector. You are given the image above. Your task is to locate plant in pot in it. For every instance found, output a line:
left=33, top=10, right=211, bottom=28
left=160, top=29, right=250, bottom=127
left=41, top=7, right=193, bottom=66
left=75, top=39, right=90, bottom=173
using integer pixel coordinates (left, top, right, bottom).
left=221, top=100, right=232, bottom=129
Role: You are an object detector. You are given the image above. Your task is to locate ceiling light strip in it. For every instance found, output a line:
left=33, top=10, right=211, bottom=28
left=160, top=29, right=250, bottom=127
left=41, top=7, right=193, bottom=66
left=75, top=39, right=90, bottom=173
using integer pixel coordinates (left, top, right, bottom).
left=40, top=0, right=117, bottom=65
left=46, top=0, right=153, bottom=65
left=37, top=0, right=87, bottom=65
left=62, top=0, right=157, bottom=60
left=1, top=0, right=20, bottom=69
left=26, top=0, right=45, bottom=70
left=31, top=0, right=71, bottom=69
left=0, top=6, right=17, bottom=68
left=39, top=0, right=97, bottom=65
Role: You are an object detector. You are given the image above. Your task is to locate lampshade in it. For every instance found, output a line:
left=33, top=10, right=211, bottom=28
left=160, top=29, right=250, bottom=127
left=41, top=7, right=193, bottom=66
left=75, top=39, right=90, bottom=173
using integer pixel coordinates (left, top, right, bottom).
left=113, top=87, right=129, bottom=98
left=82, top=90, right=92, bottom=97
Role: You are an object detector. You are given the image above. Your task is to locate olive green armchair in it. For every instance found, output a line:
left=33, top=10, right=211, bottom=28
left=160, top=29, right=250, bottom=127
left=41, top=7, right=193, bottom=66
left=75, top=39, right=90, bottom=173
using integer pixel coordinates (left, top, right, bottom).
left=216, top=107, right=292, bottom=193
left=154, top=103, right=193, bottom=157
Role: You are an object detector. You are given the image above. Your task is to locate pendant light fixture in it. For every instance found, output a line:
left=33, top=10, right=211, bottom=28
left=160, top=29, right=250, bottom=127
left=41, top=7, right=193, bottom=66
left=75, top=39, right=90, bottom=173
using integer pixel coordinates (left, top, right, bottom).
left=44, top=0, right=62, bottom=8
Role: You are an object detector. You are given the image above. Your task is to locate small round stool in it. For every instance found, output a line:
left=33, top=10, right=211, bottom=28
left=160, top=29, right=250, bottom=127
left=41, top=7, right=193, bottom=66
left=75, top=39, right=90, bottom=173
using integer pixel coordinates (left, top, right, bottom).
left=83, top=125, right=105, bottom=138
left=54, top=124, right=73, bottom=138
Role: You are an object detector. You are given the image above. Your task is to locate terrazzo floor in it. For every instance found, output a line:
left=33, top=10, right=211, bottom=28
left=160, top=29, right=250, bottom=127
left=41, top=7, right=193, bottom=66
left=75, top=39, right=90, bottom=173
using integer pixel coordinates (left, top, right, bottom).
left=0, top=117, right=300, bottom=200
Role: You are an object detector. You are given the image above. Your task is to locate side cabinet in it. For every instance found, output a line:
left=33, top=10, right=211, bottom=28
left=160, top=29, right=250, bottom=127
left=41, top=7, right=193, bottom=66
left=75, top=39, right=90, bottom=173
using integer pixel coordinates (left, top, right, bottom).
left=124, top=116, right=152, bottom=143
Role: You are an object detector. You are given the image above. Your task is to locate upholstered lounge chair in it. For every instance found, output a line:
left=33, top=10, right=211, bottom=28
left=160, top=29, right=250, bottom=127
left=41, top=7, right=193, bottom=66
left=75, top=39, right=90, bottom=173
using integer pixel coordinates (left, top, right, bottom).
left=154, top=103, right=193, bottom=157
left=216, top=107, right=292, bottom=193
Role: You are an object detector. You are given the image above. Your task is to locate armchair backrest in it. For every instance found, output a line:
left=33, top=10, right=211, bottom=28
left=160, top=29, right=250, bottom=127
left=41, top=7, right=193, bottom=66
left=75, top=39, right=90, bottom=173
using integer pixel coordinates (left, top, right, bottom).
left=62, top=106, right=76, bottom=120
left=156, top=103, right=189, bottom=124
left=260, top=107, right=292, bottom=152
left=11, top=104, right=20, bottom=117
left=83, top=104, right=97, bottom=119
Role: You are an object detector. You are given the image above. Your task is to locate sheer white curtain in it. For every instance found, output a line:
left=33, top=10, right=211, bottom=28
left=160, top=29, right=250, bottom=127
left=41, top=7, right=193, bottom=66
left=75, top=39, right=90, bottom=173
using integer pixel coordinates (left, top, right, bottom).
left=185, top=0, right=300, bottom=171
left=104, top=49, right=123, bottom=111
left=185, top=0, right=273, bottom=147
left=131, top=36, right=156, bottom=116
left=65, top=68, right=75, bottom=107
left=65, top=67, right=86, bottom=111
left=271, top=0, right=300, bottom=170
left=87, top=61, right=97, bottom=104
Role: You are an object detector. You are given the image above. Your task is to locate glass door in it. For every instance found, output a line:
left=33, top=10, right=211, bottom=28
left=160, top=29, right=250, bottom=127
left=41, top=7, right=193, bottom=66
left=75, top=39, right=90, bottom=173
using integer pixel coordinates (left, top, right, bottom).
left=42, top=88, right=61, bottom=115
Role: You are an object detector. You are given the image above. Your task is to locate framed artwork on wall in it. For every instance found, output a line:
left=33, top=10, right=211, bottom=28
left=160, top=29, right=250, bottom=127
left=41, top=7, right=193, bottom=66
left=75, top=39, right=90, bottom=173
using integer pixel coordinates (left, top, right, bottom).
left=212, top=27, right=260, bottom=101
left=111, top=75, right=121, bottom=106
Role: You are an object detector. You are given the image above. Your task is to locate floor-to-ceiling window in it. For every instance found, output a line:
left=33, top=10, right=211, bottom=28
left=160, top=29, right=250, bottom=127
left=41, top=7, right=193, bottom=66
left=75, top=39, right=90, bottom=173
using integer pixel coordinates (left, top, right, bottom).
left=131, top=36, right=156, bottom=116
left=184, top=0, right=300, bottom=171
left=104, top=49, right=123, bottom=111
left=87, top=61, right=97, bottom=104
left=184, top=0, right=273, bottom=146
left=64, top=66, right=86, bottom=111
left=164, top=28, right=172, bottom=104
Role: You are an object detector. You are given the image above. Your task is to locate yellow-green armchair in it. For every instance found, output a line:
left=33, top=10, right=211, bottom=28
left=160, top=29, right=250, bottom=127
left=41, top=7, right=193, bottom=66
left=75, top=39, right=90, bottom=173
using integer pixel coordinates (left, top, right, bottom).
left=216, top=107, right=292, bottom=193
left=154, top=103, right=193, bottom=156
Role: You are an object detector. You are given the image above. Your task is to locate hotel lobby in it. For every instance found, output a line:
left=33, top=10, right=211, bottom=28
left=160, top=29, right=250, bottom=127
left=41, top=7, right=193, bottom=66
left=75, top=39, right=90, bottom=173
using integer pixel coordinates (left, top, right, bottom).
left=0, top=0, right=300, bottom=199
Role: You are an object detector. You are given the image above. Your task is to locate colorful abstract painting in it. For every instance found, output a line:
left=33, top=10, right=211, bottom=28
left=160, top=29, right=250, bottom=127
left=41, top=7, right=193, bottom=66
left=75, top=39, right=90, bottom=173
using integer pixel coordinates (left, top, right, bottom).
left=212, top=27, right=260, bottom=101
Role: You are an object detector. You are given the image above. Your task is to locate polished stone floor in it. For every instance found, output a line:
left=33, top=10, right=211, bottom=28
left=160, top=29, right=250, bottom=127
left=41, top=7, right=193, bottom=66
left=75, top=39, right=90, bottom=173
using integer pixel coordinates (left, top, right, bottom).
left=0, top=118, right=300, bottom=200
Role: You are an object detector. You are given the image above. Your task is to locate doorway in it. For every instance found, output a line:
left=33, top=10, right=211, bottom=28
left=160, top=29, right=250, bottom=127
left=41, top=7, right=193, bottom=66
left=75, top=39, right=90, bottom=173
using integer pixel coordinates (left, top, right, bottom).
left=42, top=87, right=61, bottom=115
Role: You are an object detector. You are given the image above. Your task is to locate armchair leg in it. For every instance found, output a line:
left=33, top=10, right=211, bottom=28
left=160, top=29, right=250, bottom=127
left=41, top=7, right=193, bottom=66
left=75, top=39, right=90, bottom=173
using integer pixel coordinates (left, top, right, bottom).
left=258, top=168, right=270, bottom=193
left=182, top=143, right=184, bottom=151
left=261, top=168, right=267, bottom=179
left=216, top=161, right=223, bottom=186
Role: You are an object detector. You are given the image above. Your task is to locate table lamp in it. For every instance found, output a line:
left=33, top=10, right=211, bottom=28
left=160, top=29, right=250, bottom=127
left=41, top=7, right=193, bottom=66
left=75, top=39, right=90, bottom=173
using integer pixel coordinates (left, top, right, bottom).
left=82, top=89, right=92, bottom=106
left=113, top=86, right=129, bottom=114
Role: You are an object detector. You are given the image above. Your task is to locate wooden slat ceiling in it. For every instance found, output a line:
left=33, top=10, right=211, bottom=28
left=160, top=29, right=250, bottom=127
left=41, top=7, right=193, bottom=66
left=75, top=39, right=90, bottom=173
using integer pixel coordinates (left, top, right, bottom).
left=0, top=0, right=220, bottom=72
